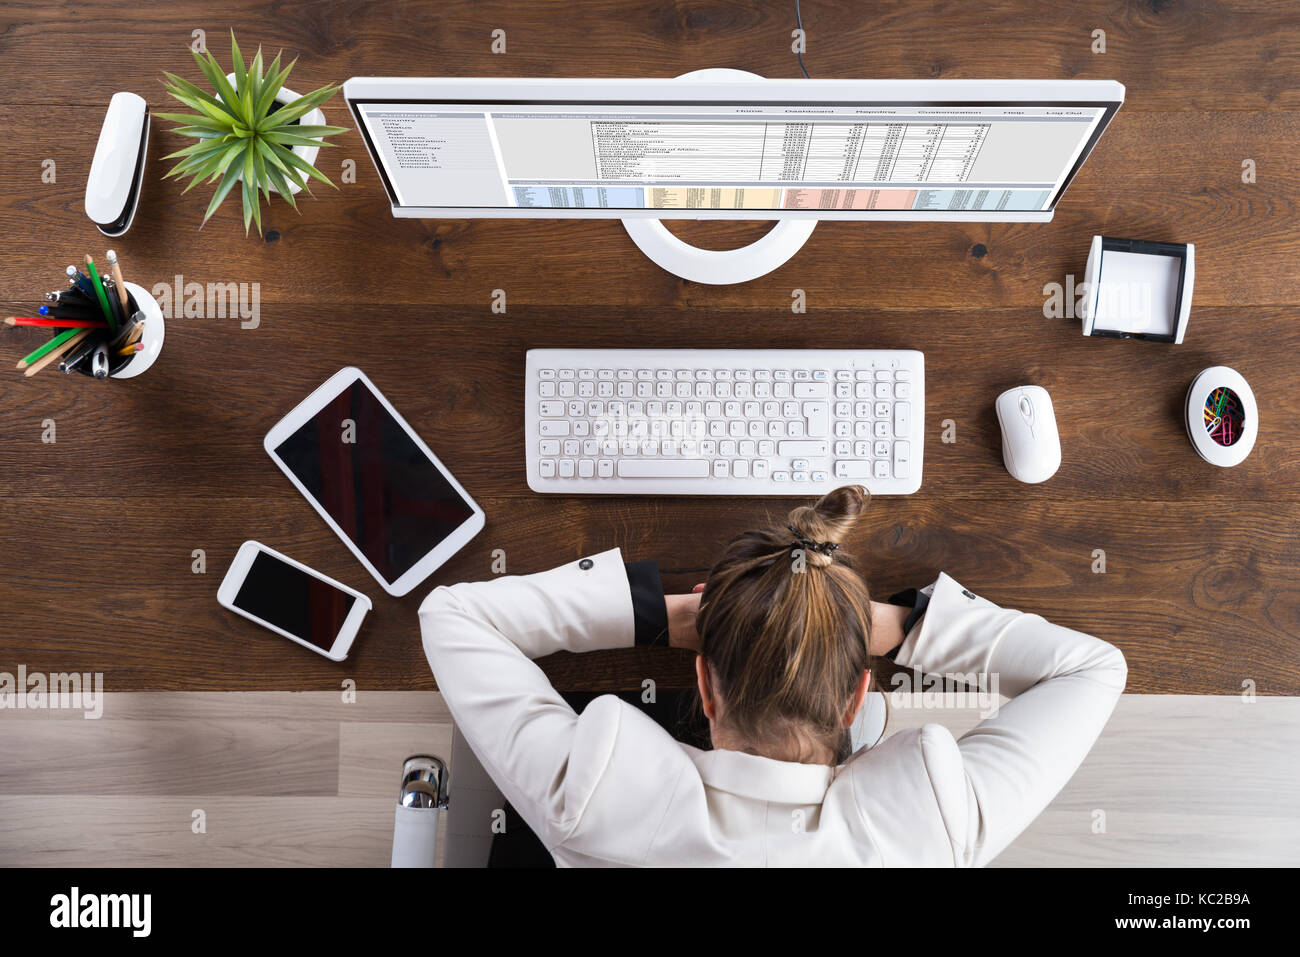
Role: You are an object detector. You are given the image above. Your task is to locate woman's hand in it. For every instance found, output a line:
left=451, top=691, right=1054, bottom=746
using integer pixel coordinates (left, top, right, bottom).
left=665, top=584, right=706, bottom=652
left=868, top=600, right=910, bottom=657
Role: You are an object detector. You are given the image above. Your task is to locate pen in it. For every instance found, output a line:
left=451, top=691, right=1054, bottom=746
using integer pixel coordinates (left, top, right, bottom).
left=90, top=343, right=109, bottom=379
left=45, top=289, right=94, bottom=305
left=66, top=265, right=98, bottom=299
left=107, top=311, right=140, bottom=349
left=101, top=275, right=128, bottom=330
left=39, top=303, right=105, bottom=320
left=59, top=335, right=102, bottom=373
left=105, top=250, right=130, bottom=313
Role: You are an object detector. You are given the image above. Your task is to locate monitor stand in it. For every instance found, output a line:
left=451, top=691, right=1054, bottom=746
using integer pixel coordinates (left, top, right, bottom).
left=622, top=68, right=817, bottom=285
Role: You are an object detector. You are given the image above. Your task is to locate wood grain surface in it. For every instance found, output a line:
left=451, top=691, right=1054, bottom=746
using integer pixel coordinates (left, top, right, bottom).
left=1, top=0, right=1297, bottom=694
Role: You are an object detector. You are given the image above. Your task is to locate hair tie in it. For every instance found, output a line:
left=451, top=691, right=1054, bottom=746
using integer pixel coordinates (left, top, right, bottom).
left=788, top=524, right=840, bottom=558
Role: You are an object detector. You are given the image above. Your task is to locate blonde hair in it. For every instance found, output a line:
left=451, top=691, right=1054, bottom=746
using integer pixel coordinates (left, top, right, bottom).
left=696, top=486, right=878, bottom=764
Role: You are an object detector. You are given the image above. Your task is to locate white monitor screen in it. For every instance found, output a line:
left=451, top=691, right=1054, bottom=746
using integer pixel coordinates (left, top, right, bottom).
left=352, top=99, right=1113, bottom=215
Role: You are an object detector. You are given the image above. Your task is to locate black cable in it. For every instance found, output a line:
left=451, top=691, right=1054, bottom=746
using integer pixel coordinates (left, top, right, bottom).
left=795, top=0, right=810, bottom=77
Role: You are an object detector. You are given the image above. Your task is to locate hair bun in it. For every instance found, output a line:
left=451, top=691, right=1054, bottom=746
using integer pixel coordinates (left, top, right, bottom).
left=786, top=485, right=868, bottom=566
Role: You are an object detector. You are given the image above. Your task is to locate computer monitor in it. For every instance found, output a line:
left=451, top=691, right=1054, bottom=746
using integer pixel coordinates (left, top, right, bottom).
left=344, top=75, right=1124, bottom=282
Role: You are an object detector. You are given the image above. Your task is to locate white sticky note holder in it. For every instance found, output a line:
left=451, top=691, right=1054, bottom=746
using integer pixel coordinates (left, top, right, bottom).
left=1081, top=235, right=1195, bottom=344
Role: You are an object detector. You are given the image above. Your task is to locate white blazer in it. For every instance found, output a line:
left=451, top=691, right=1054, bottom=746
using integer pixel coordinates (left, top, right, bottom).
left=419, top=549, right=1127, bottom=867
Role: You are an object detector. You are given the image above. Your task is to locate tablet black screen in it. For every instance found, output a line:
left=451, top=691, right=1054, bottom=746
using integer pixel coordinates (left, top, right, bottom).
left=274, top=379, right=476, bottom=583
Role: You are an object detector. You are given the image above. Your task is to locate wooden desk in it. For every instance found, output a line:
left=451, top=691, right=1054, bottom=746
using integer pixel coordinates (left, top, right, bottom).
left=1, top=0, right=1297, bottom=695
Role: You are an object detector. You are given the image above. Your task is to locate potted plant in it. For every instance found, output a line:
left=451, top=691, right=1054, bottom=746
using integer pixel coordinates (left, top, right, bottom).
left=160, top=32, right=348, bottom=235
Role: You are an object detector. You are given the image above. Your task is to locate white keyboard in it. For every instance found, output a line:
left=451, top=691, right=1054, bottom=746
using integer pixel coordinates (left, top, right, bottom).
left=525, top=349, right=924, bottom=495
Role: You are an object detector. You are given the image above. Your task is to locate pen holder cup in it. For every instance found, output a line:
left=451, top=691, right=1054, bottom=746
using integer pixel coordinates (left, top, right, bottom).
left=62, top=281, right=165, bottom=379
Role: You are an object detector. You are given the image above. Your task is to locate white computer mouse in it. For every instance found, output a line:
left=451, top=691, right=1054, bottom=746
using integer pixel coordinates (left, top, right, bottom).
left=995, top=385, right=1061, bottom=484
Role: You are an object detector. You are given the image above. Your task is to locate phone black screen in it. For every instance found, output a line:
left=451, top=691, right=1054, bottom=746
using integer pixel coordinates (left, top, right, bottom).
left=234, top=551, right=356, bottom=650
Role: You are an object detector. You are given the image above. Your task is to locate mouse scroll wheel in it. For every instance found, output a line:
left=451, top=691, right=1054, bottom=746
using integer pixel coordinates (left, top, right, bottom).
left=1018, top=396, right=1034, bottom=423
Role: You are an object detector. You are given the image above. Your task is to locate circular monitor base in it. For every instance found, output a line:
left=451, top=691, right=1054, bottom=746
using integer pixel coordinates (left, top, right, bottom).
left=621, top=69, right=817, bottom=285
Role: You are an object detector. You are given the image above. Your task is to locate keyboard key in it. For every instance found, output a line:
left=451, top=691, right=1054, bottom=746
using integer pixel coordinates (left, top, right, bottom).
left=539, top=421, right=570, bottom=436
left=804, top=402, right=830, bottom=437
left=539, top=459, right=556, bottom=479
left=893, top=441, right=911, bottom=478
left=559, top=459, right=575, bottom=478
left=618, top=459, right=711, bottom=478
left=539, top=369, right=556, bottom=379
left=793, top=382, right=830, bottom=398
left=835, top=460, right=871, bottom=479
left=598, top=459, right=614, bottom=478
left=779, top=440, right=828, bottom=457
left=578, top=459, right=594, bottom=478
left=539, top=400, right=563, bottom=417
left=894, top=402, right=911, bottom=438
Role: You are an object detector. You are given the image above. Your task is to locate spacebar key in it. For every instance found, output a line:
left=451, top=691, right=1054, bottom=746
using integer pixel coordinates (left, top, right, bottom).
left=617, top=459, right=711, bottom=478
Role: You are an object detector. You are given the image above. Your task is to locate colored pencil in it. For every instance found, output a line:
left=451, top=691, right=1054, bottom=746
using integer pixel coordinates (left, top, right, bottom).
left=5, top=316, right=108, bottom=329
left=83, top=255, right=117, bottom=333
left=16, top=326, right=86, bottom=368
left=22, top=329, right=91, bottom=376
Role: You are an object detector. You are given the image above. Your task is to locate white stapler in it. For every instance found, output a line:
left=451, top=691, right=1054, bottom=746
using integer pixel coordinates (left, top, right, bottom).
left=85, top=92, right=150, bottom=237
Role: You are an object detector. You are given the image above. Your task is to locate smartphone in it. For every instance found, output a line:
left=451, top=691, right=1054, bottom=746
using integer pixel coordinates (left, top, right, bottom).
left=217, top=541, right=372, bottom=661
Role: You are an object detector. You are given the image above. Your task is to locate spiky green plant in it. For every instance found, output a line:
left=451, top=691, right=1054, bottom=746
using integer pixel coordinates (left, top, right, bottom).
left=160, top=32, right=348, bottom=235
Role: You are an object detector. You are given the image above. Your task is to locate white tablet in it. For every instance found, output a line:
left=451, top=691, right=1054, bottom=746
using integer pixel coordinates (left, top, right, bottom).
left=264, top=367, right=485, bottom=596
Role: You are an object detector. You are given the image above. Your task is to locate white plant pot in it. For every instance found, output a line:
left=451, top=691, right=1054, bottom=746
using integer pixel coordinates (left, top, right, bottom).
left=225, top=73, right=325, bottom=195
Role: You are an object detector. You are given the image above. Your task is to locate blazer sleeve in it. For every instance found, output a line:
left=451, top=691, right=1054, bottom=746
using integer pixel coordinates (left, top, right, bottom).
left=418, top=548, right=644, bottom=848
left=891, top=572, right=1128, bottom=867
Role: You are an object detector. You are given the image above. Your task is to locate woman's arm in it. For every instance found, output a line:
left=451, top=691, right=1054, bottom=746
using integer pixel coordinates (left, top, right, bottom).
left=893, top=573, right=1127, bottom=866
left=419, top=548, right=662, bottom=847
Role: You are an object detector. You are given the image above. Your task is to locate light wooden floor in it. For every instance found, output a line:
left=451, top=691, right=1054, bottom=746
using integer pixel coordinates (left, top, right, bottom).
left=0, top=691, right=1294, bottom=867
